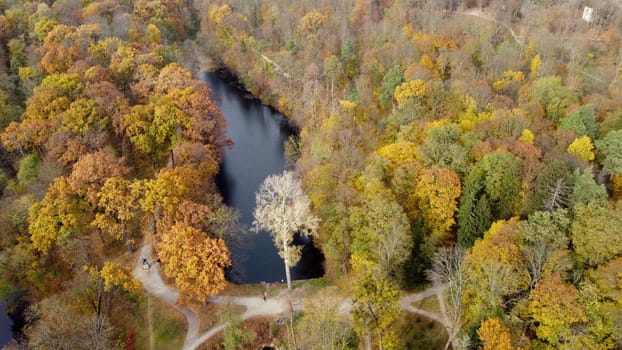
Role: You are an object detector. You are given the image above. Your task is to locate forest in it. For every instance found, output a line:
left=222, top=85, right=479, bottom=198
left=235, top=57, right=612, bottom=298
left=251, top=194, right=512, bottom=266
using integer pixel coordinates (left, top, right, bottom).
left=0, top=0, right=622, bottom=349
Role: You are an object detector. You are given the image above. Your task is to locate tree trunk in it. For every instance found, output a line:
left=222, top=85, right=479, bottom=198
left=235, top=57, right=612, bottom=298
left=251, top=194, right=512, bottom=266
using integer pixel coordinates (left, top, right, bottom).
left=283, top=236, right=293, bottom=290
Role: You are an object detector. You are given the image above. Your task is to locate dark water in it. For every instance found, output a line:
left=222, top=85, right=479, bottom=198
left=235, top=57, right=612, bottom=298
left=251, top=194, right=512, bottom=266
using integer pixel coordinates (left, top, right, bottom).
left=203, top=71, right=324, bottom=284
left=0, top=301, right=13, bottom=347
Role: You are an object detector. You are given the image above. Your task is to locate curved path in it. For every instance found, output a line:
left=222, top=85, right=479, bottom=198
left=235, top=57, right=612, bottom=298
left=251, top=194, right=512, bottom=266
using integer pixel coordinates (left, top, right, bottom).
left=456, top=9, right=524, bottom=46
left=132, top=241, right=202, bottom=350
left=133, top=241, right=449, bottom=350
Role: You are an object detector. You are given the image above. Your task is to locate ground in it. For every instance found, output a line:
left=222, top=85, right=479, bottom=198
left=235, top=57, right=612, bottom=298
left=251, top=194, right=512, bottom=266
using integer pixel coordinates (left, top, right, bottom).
left=132, top=237, right=452, bottom=350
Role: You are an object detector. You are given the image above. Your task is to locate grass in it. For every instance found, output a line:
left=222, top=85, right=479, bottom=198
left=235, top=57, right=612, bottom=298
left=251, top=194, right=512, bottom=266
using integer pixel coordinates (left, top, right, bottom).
left=412, top=295, right=442, bottom=314
left=133, top=292, right=186, bottom=350
left=397, top=311, right=448, bottom=350
left=191, top=301, right=246, bottom=334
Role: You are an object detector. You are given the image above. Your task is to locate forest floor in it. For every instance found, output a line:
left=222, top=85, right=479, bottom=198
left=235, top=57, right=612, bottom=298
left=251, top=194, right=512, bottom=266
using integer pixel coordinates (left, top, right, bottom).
left=132, top=240, right=451, bottom=350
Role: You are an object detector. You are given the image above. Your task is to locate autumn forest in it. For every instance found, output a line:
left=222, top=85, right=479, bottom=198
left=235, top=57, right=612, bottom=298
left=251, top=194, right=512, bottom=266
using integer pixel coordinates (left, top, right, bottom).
left=0, top=0, right=622, bottom=349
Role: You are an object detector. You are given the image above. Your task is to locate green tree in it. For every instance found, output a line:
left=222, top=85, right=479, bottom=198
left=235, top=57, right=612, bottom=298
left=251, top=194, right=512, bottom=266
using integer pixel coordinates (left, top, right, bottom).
left=571, top=200, right=622, bottom=267
left=559, top=104, right=598, bottom=139
left=595, top=130, right=622, bottom=175
left=17, top=154, right=41, bottom=188
left=350, top=192, right=412, bottom=280
left=418, top=123, right=468, bottom=175
left=379, top=65, right=404, bottom=109
left=518, top=209, right=571, bottom=289
left=457, top=152, right=521, bottom=247
left=529, top=76, right=578, bottom=123
left=479, top=152, right=521, bottom=219
left=568, top=167, right=607, bottom=207
left=457, top=168, right=492, bottom=247
left=529, top=159, right=573, bottom=212
left=220, top=304, right=254, bottom=350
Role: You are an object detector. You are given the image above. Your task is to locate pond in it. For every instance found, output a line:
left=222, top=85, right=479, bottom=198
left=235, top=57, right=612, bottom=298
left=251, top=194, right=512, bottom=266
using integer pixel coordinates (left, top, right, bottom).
left=203, top=70, right=324, bottom=284
left=0, top=301, right=13, bottom=347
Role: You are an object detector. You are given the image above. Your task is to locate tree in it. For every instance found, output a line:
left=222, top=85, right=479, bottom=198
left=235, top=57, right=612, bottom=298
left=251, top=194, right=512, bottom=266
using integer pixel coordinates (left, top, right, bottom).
left=477, top=318, right=513, bottom=350
left=297, top=292, right=356, bottom=350
left=595, top=130, right=622, bottom=175
left=571, top=200, right=622, bottom=267
left=220, top=304, right=254, bottom=350
left=457, top=168, right=492, bottom=247
left=458, top=152, right=521, bottom=246
left=157, top=222, right=231, bottom=304
left=559, top=104, right=598, bottom=139
left=528, top=274, right=587, bottom=345
left=529, top=159, right=573, bottom=212
left=350, top=192, right=412, bottom=280
left=567, top=136, right=595, bottom=161
left=253, top=171, right=319, bottom=290
left=138, top=167, right=202, bottom=231
left=92, top=177, right=138, bottom=251
left=29, top=177, right=85, bottom=257
left=414, top=166, right=461, bottom=245
left=379, top=65, right=404, bottom=109
left=462, top=220, right=529, bottom=325
left=351, top=258, right=401, bottom=350
left=428, top=246, right=466, bottom=350
left=518, top=209, right=571, bottom=289
left=28, top=304, right=116, bottom=350
left=568, top=167, right=607, bottom=207
left=528, top=76, right=578, bottom=123
left=67, top=150, right=130, bottom=205
left=418, top=123, right=467, bottom=175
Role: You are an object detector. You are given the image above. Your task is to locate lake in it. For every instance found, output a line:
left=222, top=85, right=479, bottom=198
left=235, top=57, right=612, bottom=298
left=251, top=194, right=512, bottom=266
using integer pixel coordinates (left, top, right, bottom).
left=204, top=70, right=324, bottom=284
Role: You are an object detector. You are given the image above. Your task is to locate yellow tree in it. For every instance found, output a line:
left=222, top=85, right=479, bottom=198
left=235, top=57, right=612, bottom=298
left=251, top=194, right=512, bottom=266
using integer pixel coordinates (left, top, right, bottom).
left=157, top=223, right=231, bottom=304
left=567, top=136, right=595, bottom=161
left=462, top=220, right=529, bottom=322
left=29, top=177, right=85, bottom=257
left=477, top=318, right=514, bottom=350
left=138, top=166, right=202, bottom=231
left=528, top=274, right=587, bottom=345
left=414, top=166, right=461, bottom=245
left=92, top=177, right=139, bottom=251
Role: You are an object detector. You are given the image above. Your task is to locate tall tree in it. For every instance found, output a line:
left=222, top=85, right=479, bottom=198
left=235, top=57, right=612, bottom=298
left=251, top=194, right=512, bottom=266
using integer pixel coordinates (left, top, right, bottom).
left=415, top=166, right=461, bottom=245
left=253, top=171, right=319, bottom=290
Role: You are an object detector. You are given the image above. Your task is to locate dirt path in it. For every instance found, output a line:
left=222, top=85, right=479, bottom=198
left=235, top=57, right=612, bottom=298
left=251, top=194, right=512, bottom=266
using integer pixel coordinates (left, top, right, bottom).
left=457, top=9, right=524, bottom=45
left=133, top=241, right=450, bottom=350
left=132, top=241, right=201, bottom=350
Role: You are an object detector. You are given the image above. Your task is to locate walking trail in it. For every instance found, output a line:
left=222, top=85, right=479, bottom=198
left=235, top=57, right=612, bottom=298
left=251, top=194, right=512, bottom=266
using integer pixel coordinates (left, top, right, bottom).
left=132, top=241, right=450, bottom=350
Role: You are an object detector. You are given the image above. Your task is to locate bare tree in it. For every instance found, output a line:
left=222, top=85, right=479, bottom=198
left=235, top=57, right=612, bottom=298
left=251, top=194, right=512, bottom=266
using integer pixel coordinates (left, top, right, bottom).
left=253, top=171, right=319, bottom=290
left=427, top=246, right=466, bottom=350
